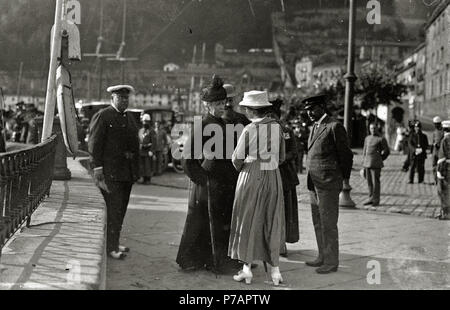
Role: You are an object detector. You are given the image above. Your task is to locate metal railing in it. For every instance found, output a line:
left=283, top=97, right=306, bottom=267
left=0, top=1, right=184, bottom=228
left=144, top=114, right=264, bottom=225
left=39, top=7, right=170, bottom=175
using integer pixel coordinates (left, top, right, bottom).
left=0, top=134, right=57, bottom=257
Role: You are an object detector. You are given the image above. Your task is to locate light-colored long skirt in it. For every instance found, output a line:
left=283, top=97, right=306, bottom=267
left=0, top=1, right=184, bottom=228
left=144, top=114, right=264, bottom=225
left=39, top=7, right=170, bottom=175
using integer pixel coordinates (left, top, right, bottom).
left=228, top=161, right=285, bottom=266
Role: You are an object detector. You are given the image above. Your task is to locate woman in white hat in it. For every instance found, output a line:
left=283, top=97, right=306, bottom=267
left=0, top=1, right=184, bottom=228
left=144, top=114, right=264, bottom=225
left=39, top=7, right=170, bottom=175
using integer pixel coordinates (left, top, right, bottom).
left=228, top=90, right=285, bottom=286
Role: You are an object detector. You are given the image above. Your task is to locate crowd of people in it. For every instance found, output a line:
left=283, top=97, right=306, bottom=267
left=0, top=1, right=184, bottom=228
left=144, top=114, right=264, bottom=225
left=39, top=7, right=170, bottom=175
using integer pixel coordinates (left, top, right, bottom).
left=1, top=101, right=43, bottom=145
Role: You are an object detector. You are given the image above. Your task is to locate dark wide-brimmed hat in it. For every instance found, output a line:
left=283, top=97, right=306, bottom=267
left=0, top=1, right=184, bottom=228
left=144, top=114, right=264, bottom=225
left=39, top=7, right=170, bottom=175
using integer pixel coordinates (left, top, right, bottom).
left=201, top=75, right=227, bottom=102
left=302, top=94, right=326, bottom=110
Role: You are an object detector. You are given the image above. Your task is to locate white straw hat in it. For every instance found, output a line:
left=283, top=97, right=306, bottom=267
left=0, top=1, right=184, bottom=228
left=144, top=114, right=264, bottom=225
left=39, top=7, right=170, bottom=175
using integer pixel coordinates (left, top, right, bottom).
left=239, top=90, right=272, bottom=108
left=442, top=120, right=450, bottom=128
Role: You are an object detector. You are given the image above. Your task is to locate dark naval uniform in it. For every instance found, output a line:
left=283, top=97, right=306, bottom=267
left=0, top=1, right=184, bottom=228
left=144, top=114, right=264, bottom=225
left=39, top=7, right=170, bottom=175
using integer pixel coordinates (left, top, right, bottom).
left=88, top=105, right=139, bottom=253
left=176, top=113, right=240, bottom=271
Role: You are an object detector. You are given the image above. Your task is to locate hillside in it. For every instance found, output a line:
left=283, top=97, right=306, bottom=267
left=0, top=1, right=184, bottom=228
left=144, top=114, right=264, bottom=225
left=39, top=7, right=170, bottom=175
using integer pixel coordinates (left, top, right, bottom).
left=0, top=0, right=439, bottom=73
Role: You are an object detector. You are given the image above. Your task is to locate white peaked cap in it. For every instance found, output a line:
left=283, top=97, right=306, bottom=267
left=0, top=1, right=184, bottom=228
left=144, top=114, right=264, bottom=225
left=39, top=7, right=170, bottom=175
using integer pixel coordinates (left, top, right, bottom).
left=107, top=85, right=135, bottom=93
left=142, top=114, right=151, bottom=121
left=433, top=116, right=442, bottom=123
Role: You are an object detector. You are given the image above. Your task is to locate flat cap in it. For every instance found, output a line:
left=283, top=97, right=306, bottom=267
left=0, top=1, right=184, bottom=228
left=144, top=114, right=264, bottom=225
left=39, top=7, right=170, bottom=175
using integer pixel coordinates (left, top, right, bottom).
left=442, top=120, right=450, bottom=128
left=302, top=94, right=326, bottom=109
left=107, top=85, right=135, bottom=94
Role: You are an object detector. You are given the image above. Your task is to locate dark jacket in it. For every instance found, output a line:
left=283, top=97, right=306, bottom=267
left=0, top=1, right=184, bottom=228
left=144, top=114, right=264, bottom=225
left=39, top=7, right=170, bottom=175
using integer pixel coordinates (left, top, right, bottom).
left=306, top=115, right=353, bottom=191
left=279, top=123, right=300, bottom=190
left=138, top=127, right=156, bottom=156
left=88, top=105, right=140, bottom=182
left=362, top=134, right=390, bottom=169
left=408, top=131, right=429, bottom=161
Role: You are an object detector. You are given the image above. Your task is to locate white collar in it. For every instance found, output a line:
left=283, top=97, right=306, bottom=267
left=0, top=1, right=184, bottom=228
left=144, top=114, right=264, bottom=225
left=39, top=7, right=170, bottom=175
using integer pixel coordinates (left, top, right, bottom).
left=111, top=104, right=120, bottom=113
left=250, top=117, right=265, bottom=123
left=315, top=113, right=327, bottom=125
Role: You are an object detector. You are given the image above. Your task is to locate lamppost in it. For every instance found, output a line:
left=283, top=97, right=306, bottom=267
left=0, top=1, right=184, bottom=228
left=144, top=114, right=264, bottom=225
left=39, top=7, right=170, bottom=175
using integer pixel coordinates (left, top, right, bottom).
left=340, top=0, right=356, bottom=208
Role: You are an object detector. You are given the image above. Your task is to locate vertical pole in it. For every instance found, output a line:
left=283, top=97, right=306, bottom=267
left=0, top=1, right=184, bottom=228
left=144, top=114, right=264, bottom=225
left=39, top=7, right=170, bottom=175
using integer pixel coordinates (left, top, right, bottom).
left=121, top=61, right=125, bottom=84
left=16, top=62, right=24, bottom=103
left=98, top=57, right=103, bottom=100
left=199, top=42, right=206, bottom=88
left=41, top=0, right=65, bottom=142
left=340, top=0, right=356, bottom=208
left=344, top=0, right=356, bottom=139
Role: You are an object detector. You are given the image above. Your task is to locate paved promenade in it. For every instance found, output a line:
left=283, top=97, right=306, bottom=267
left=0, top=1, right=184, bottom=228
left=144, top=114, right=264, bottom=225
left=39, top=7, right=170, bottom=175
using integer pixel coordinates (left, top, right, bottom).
left=0, top=159, right=106, bottom=290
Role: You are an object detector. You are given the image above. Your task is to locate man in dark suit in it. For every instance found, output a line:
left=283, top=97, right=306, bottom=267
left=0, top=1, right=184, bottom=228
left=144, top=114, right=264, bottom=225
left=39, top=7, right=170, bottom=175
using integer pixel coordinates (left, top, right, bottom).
left=362, top=123, right=390, bottom=206
left=303, top=94, right=353, bottom=274
left=408, top=121, right=429, bottom=184
left=88, top=85, right=139, bottom=259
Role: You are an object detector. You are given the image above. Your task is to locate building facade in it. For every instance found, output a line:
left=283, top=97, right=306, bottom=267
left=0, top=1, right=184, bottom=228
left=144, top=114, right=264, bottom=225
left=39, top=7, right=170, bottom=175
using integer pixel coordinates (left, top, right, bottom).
left=424, top=0, right=450, bottom=119
left=395, top=44, right=426, bottom=119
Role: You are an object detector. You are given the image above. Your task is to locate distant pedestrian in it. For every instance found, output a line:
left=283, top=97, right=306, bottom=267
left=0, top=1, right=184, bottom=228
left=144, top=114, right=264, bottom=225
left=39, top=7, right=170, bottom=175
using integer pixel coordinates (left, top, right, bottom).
left=154, top=121, right=168, bottom=175
left=402, top=120, right=415, bottom=172
left=408, top=121, right=429, bottom=184
left=436, top=120, right=450, bottom=220
left=303, top=94, right=353, bottom=274
left=432, top=116, right=444, bottom=185
left=293, top=121, right=308, bottom=173
left=362, top=123, right=390, bottom=207
left=138, top=114, right=156, bottom=185
left=228, top=90, right=285, bottom=286
left=88, top=85, right=139, bottom=259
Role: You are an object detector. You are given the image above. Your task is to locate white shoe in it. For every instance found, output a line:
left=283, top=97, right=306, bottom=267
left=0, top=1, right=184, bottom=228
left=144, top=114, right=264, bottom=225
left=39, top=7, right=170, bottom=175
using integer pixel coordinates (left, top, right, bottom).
left=109, top=251, right=126, bottom=259
left=118, top=245, right=130, bottom=252
left=271, top=272, right=283, bottom=286
left=233, top=269, right=253, bottom=284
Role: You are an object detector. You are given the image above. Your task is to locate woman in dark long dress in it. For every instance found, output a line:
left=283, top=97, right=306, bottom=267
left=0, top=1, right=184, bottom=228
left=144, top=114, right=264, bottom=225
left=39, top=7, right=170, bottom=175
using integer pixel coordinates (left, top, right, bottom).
left=268, top=99, right=300, bottom=257
left=176, top=76, right=241, bottom=272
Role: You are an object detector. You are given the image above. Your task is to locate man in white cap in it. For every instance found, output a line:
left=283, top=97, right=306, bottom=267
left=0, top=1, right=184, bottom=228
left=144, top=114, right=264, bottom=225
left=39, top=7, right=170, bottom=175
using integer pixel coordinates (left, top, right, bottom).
left=88, top=85, right=139, bottom=259
left=437, top=120, right=450, bottom=220
left=432, top=116, right=444, bottom=184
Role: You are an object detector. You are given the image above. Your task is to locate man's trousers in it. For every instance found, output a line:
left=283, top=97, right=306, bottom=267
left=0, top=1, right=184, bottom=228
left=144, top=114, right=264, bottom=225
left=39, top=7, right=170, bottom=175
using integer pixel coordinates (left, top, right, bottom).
left=100, top=181, right=133, bottom=253
left=310, top=187, right=340, bottom=267
left=365, top=168, right=381, bottom=205
left=409, top=157, right=425, bottom=183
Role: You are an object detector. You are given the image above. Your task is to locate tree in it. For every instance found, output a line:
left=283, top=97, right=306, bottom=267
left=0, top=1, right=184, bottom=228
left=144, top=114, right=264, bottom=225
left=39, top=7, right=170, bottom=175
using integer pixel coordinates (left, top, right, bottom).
left=356, top=65, right=407, bottom=113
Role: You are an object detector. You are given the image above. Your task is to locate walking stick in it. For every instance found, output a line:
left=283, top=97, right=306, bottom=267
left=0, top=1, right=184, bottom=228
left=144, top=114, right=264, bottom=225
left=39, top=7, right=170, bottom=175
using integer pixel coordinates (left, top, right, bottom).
left=206, top=177, right=218, bottom=278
